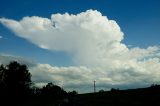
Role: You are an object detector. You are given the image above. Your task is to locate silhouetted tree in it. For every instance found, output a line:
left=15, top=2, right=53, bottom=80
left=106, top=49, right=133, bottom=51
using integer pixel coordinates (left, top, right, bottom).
left=68, top=90, right=78, bottom=96
left=0, top=64, right=5, bottom=96
left=0, top=61, right=78, bottom=106
left=110, top=88, right=120, bottom=92
left=99, top=89, right=105, bottom=93
left=0, top=61, right=32, bottom=105
left=41, top=82, right=67, bottom=101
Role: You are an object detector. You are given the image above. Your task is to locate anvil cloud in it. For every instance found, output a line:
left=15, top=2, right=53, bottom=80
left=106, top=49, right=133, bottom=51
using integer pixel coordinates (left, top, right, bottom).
left=0, top=10, right=160, bottom=93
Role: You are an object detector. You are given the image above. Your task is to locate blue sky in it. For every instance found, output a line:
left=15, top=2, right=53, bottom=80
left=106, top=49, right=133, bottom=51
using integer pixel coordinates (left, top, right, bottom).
left=0, top=0, right=160, bottom=66
left=0, top=0, right=160, bottom=92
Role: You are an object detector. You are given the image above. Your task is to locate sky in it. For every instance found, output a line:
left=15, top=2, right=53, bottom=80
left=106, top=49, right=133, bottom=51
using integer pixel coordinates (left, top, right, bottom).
left=0, top=0, right=160, bottom=93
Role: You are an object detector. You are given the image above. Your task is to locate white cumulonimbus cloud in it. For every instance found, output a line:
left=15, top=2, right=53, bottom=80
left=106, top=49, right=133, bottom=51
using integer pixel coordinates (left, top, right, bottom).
left=0, top=10, right=160, bottom=93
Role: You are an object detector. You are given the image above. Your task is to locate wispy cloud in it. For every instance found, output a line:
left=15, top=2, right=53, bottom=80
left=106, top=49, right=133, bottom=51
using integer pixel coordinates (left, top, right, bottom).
left=0, top=10, right=160, bottom=93
left=0, top=36, right=2, bottom=39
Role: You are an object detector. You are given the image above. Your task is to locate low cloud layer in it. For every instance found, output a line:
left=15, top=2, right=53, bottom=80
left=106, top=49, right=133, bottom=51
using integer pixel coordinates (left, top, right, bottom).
left=0, top=54, right=36, bottom=67
left=0, top=10, right=160, bottom=93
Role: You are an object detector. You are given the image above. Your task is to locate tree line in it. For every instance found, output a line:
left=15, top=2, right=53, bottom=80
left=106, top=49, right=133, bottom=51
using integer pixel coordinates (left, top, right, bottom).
left=0, top=61, right=77, bottom=106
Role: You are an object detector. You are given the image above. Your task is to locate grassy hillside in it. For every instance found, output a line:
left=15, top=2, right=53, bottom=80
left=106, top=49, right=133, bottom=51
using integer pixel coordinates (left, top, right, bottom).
left=76, top=85, right=160, bottom=106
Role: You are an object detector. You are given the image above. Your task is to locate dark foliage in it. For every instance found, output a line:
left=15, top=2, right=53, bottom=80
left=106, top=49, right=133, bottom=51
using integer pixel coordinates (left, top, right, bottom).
left=1, top=61, right=160, bottom=106
left=99, top=89, right=105, bottom=93
left=0, top=61, right=32, bottom=105
left=0, top=61, right=79, bottom=106
left=41, top=82, right=67, bottom=100
left=68, top=90, right=78, bottom=96
left=110, top=88, right=120, bottom=92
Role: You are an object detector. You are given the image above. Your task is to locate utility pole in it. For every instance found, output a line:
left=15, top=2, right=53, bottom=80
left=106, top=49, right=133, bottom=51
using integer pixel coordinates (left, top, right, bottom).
left=94, top=80, right=96, bottom=93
